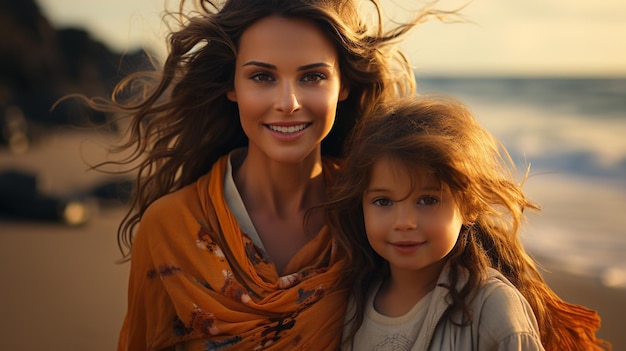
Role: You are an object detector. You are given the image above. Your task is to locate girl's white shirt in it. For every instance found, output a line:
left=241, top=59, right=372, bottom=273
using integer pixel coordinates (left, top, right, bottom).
left=350, top=282, right=434, bottom=350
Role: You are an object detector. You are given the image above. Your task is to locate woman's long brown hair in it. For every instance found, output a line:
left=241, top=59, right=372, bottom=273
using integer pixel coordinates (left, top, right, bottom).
left=71, top=0, right=452, bottom=259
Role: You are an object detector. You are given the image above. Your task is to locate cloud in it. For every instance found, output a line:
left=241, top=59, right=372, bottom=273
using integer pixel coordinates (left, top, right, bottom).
left=38, top=0, right=626, bottom=76
left=392, top=0, right=626, bottom=75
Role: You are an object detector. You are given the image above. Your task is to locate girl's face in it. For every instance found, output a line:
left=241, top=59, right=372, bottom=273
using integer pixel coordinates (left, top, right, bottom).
left=227, top=16, right=349, bottom=164
left=362, top=157, right=464, bottom=278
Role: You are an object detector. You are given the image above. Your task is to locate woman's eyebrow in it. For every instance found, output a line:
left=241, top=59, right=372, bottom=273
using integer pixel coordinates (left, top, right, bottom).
left=242, top=61, right=332, bottom=71
left=242, top=61, right=275, bottom=69
left=297, top=62, right=332, bottom=71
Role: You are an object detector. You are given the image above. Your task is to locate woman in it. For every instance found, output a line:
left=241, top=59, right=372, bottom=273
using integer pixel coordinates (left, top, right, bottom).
left=81, top=0, right=441, bottom=349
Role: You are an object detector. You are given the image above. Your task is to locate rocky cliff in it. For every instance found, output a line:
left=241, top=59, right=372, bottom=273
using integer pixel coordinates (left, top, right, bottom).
left=0, top=0, right=152, bottom=151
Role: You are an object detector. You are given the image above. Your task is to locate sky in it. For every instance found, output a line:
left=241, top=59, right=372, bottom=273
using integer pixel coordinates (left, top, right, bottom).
left=37, top=0, right=626, bottom=77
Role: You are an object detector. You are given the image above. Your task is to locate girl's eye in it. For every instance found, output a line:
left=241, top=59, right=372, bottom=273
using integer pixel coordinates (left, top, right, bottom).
left=250, top=72, right=274, bottom=82
left=417, top=196, right=439, bottom=206
left=301, top=72, right=326, bottom=83
left=372, top=198, right=392, bottom=207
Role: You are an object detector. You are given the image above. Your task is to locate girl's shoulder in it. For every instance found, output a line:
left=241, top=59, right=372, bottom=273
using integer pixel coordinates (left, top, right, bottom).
left=472, top=268, right=544, bottom=349
left=478, top=268, right=533, bottom=314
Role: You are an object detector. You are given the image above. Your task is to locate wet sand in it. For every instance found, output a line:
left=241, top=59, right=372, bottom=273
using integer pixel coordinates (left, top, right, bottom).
left=0, top=129, right=130, bottom=351
left=0, top=130, right=623, bottom=350
left=0, top=208, right=129, bottom=351
left=540, top=268, right=624, bottom=349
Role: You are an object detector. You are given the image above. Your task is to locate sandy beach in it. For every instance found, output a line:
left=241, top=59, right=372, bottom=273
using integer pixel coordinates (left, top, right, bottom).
left=1, top=130, right=624, bottom=350
left=0, top=129, right=130, bottom=351
left=541, top=268, right=624, bottom=349
left=0, top=207, right=129, bottom=351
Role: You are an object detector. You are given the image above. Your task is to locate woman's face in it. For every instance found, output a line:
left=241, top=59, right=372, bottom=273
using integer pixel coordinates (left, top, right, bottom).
left=227, top=16, right=349, bottom=164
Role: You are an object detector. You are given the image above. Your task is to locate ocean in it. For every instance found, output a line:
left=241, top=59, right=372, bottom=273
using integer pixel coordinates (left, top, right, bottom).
left=415, top=76, right=626, bottom=289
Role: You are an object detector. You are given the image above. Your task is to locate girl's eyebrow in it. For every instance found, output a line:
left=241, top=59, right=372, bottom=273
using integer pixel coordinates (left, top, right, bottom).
left=365, top=186, right=439, bottom=193
left=242, top=61, right=332, bottom=71
left=363, top=188, right=387, bottom=194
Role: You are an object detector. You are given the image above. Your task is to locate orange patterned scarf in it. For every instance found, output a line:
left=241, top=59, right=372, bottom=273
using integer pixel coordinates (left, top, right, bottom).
left=118, top=155, right=348, bottom=350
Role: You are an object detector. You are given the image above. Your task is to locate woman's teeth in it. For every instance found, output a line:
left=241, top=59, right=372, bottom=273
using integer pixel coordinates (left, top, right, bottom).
left=268, top=124, right=308, bottom=134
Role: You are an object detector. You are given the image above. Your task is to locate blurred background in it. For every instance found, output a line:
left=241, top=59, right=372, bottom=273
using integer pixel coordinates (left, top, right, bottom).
left=1, top=0, right=625, bottom=350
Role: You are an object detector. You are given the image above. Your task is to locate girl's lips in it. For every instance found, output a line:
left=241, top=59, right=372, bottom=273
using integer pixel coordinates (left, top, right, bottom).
left=390, top=241, right=425, bottom=254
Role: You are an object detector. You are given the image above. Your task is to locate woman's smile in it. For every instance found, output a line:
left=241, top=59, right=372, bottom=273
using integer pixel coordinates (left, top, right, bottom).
left=266, top=123, right=311, bottom=134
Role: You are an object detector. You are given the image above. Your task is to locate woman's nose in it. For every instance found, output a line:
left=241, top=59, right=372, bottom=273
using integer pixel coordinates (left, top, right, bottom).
left=275, top=82, right=301, bottom=114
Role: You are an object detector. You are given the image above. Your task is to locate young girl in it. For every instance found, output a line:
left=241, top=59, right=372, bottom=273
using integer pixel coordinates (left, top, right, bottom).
left=77, top=0, right=452, bottom=350
left=326, top=96, right=610, bottom=350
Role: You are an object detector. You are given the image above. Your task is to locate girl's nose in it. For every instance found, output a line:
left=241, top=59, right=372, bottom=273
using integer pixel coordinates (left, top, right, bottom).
left=275, top=83, right=301, bottom=114
left=393, top=207, right=418, bottom=231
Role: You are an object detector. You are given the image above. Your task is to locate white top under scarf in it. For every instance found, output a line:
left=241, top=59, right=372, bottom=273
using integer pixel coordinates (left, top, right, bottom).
left=223, top=149, right=265, bottom=250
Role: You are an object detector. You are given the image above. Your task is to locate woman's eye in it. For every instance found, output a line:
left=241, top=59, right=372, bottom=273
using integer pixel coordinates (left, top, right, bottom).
left=250, top=73, right=274, bottom=82
left=301, top=72, right=326, bottom=83
left=417, top=196, right=439, bottom=206
left=373, top=198, right=392, bottom=207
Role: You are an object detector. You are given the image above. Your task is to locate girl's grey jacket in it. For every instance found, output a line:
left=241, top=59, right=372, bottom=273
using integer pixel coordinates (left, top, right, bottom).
left=418, top=264, right=545, bottom=350
left=344, top=263, right=545, bottom=350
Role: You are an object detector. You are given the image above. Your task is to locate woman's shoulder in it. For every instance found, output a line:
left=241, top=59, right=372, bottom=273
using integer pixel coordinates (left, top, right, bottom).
left=142, top=172, right=214, bottom=224
left=145, top=182, right=200, bottom=215
left=134, top=174, right=214, bottom=251
left=141, top=154, right=230, bottom=234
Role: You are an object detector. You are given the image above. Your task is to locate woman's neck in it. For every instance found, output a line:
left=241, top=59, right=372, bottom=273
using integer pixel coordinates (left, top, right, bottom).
left=230, top=148, right=327, bottom=273
left=233, top=149, right=325, bottom=217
